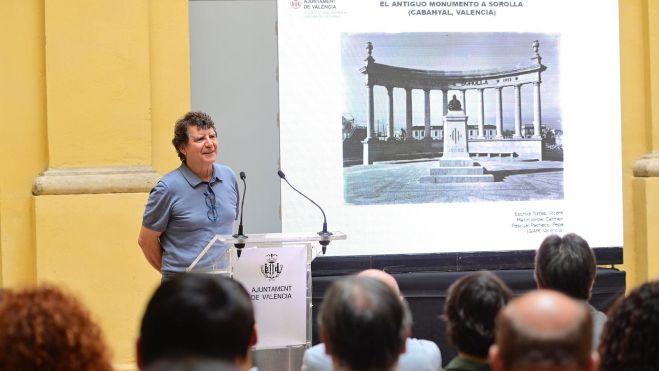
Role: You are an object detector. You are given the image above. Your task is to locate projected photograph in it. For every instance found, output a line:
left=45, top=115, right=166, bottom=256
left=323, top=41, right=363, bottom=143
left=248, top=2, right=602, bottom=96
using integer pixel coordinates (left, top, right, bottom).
left=342, top=33, right=563, bottom=205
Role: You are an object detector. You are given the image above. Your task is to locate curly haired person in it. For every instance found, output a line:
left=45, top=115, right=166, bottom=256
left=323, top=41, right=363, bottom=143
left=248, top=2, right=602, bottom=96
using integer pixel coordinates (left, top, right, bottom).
left=598, top=279, right=659, bottom=371
left=0, top=284, right=113, bottom=371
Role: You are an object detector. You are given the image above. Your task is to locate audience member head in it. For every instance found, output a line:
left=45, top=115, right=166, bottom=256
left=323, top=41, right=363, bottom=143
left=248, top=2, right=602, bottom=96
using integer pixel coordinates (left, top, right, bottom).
left=357, top=269, right=414, bottom=334
left=318, top=275, right=407, bottom=371
left=0, top=284, right=113, bottom=371
left=444, top=271, right=512, bottom=359
left=137, top=274, right=256, bottom=371
left=357, top=269, right=400, bottom=295
left=598, top=280, right=659, bottom=371
left=490, top=290, right=597, bottom=371
left=535, top=233, right=596, bottom=300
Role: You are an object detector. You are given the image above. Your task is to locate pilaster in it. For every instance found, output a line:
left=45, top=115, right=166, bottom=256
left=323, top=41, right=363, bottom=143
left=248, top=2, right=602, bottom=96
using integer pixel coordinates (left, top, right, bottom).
left=623, top=0, right=659, bottom=285
left=30, top=0, right=191, bottom=366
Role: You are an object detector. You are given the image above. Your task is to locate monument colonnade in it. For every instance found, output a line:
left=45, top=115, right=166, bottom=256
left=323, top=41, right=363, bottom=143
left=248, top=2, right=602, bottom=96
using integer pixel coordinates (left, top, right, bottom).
left=361, top=41, right=546, bottom=142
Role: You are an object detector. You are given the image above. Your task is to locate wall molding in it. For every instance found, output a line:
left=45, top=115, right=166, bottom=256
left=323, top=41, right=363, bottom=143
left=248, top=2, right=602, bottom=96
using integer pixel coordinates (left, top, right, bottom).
left=633, top=153, right=659, bottom=177
left=33, top=166, right=160, bottom=195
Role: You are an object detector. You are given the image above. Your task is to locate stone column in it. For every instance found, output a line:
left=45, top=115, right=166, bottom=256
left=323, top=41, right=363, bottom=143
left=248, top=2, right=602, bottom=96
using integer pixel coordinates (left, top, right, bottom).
left=424, top=88, right=431, bottom=140
left=460, top=90, right=467, bottom=113
left=533, top=81, right=542, bottom=138
left=495, top=87, right=503, bottom=138
left=367, top=83, right=375, bottom=140
left=405, top=87, right=413, bottom=140
left=442, top=89, right=448, bottom=116
left=387, top=86, right=395, bottom=140
left=477, top=88, right=485, bottom=138
left=513, top=84, right=522, bottom=138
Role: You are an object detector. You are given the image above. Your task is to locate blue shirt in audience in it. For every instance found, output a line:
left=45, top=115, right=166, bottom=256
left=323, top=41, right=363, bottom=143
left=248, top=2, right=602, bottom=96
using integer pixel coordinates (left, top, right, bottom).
left=301, top=338, right=441, bottom=371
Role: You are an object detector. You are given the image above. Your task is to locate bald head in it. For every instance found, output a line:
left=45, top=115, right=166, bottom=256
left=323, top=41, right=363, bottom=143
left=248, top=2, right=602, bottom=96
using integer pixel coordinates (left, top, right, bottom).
left=357, top=269, right=400, bottom=295
left=507, top=290, right=586, bottom=334
left=318, top=275, right=406, bottom=371
left=490, top=290, right=596, bottom=371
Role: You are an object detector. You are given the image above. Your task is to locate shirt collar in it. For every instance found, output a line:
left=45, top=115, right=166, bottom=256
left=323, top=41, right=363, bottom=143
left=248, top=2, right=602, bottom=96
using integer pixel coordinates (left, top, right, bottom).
left=178, top=163, right=222, bottom=187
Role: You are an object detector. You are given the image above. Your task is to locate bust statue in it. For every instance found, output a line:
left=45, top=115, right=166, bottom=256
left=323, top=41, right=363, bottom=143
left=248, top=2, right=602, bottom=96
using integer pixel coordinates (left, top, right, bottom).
left=448, top=94, right=462, bottom=111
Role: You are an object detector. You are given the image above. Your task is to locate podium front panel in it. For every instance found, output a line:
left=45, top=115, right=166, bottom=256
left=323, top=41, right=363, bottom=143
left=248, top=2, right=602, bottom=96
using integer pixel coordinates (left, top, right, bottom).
left=233, top=245, right=308, bottom=348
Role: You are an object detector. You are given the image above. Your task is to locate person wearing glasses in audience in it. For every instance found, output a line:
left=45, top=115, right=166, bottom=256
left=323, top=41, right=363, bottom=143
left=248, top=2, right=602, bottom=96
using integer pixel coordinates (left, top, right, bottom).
left=138, top=111, right=239, bottom=281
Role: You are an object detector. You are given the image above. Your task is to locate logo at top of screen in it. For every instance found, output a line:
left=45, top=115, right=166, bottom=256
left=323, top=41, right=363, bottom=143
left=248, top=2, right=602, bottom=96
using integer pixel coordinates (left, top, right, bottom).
left=290, top=0, right=301, bottom=9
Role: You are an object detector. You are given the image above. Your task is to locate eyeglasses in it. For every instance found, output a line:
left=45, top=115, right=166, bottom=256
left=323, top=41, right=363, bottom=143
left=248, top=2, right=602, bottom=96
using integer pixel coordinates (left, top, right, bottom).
left=204, top=184, right=218, bottom=222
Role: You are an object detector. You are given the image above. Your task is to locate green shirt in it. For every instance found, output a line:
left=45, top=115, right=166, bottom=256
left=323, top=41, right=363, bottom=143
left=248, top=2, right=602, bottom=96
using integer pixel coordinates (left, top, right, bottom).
left=442, top=356, right=491, bottom=371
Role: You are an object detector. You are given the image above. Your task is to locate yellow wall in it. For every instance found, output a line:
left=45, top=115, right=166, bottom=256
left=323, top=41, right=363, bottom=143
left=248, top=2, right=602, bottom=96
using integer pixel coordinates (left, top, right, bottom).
left=645, top=0, right=659, bottom=280
left=0, top=0, right=189, bottom=367
left=45, top=1, right=152, bottom=167
left=35, top=194, right=160, bottom=365
left=649, top=0, right=659, bottom=150
left=620, top=0, right=647, bottom=286
left=149, top=0, right=191, bottom=174
left=632, top=178, right=659, bottom=281
left=0, top=0, right=657, bottom=368
left=0, top=0, right=48, bottom=285
left=620, top=0, right=659, bottom=285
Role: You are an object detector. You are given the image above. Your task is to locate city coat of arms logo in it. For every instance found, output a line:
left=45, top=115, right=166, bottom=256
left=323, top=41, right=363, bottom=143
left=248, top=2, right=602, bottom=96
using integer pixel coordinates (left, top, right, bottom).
left=290, top=0, right=301, bottom=9
left=261, top=253, right=284, bottom=280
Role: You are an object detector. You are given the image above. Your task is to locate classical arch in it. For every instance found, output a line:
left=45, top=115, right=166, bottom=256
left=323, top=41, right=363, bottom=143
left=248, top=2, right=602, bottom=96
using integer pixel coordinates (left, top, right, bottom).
left=360, top=40, right=546, bottom=149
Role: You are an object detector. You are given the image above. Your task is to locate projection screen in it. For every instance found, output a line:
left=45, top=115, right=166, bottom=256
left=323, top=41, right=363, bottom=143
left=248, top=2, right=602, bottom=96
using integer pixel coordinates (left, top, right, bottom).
left=277, top=0, right=623, bottom=256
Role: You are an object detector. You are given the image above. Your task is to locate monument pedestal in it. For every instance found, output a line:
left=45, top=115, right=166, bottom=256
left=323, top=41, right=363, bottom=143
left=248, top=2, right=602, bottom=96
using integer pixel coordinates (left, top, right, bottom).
left=420, top=110, right=494, bottom=183
left=362, top=138, right=382, bottom=165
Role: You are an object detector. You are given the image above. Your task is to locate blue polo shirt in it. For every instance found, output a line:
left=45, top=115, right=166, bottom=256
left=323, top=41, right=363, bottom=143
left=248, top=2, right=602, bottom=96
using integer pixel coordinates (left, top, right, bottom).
left=142, top=163, right=239, bottom=274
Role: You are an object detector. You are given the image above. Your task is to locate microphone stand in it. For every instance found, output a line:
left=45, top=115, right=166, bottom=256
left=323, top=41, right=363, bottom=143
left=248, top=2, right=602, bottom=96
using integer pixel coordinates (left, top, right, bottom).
left=233, top=172, right=248, bottom=257
left=278, top=170, right=333, bottom=254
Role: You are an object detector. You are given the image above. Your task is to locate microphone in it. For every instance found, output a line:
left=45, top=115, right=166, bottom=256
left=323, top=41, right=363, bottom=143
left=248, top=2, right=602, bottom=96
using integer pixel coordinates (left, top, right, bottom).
left=233, top=171, right=247, bottom=257
left=277, top=170, right=333, bottom=254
